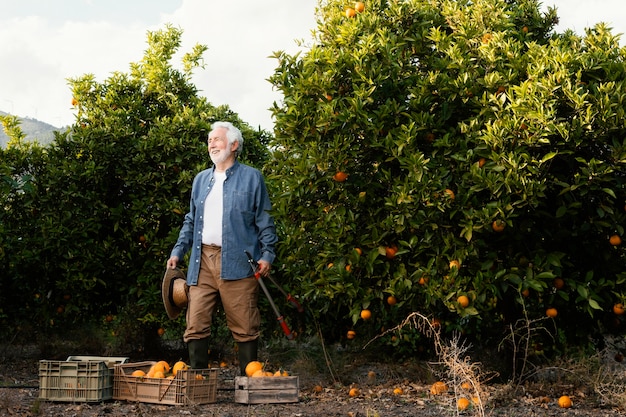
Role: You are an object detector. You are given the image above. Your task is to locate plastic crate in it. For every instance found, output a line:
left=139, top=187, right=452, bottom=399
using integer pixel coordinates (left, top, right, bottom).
left=113, top=361, right=218, bottom=405
left=39, top=356, right=128, bottom=402
left=234, top=376, right=299, bottom=404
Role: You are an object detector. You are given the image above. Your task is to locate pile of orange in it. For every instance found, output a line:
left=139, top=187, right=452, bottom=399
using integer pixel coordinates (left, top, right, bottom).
left=244, top=361, right=290, bottom=378
left=130, top=360, right=189, bottom=379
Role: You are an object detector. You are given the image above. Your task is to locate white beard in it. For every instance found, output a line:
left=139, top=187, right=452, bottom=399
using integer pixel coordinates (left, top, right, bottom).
left=210, top=146, right=233, bottom=166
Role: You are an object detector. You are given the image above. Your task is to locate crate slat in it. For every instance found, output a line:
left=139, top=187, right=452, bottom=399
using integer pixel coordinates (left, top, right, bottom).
left=234, top=376, right=299, bottom=404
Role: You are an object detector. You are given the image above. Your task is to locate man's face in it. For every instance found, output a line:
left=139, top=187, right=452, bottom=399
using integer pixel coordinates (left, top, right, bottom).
left=208, top=127, right=237, bottom=166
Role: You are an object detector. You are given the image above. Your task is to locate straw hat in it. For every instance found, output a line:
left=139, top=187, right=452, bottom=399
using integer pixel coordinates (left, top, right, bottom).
left=161, top=267, right=188, bottom=319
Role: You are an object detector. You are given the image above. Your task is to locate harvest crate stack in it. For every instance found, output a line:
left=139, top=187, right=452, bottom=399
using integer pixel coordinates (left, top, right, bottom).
left=38, top=356, right=128, bottom=402
left=113, top=361, right=218, bottom=405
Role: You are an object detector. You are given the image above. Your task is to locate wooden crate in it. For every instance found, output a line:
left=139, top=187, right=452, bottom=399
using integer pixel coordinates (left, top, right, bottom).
left=234, top=376, right=299, bottom=404
left=113, top=361, right=218, bottom=405
left=39, top=356, right=128, bottom=402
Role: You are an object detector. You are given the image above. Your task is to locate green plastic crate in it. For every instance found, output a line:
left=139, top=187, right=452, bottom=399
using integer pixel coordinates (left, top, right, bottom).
left=39, top=356, right=128, bottom=402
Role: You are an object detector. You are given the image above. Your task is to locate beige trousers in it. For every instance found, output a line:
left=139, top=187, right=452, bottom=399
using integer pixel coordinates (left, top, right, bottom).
left=183, top=245, right=260, bottom=343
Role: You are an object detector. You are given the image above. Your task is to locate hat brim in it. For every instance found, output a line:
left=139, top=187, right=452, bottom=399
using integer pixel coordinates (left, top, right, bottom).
left=162, top=267, right=188, bottom=320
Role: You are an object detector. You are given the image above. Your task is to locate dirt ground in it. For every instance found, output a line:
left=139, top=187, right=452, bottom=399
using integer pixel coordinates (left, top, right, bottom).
left=2, top=343, right=626, bottom=417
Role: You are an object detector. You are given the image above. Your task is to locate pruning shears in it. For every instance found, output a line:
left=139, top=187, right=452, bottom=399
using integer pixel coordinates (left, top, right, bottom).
left=245, top=250, right=297, bottom=340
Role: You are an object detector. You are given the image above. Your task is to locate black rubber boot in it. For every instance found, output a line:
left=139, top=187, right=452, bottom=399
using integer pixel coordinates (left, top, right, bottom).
left=188, top=338, right=210, bottom=369
left=238, top=339, right=259, bottom=376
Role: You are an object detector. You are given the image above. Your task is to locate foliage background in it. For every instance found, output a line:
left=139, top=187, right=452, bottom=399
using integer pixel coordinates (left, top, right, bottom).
left=1, top=0, right=626, bottom=366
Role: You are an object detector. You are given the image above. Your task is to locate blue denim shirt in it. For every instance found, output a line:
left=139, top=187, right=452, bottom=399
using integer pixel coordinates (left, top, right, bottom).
left=170, top=161, right=277, bottom=284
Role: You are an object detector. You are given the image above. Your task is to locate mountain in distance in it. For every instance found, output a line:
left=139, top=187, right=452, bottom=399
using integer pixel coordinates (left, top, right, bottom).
left=0, top=110, right=65, bottom=148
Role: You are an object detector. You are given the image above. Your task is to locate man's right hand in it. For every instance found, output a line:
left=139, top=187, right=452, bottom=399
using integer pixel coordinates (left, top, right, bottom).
left=167, top=256, right=179, bottom=270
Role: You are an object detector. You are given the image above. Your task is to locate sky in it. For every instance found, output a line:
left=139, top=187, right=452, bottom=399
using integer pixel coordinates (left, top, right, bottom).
left=0, top=0, right=624, bottom=131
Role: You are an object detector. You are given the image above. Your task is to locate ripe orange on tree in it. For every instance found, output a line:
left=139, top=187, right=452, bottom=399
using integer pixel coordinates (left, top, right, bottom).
left=609, top=234, right=622, bottom=246
left=345, top=7, right=356, bottom=18
left=492, top=219, right=505, bottom=232
left=478, top=157, right=487, bottom=167
left=553, top=277, right=565, bottom=290
left=354, top=247, right=362, bottom=255
left=457, top=295, right=470, bottom=308
left=418, top=275, right=429, bottom=285
left=387, top=295, right=397, bottom=306
left=360, top=309, right=372, bottom=320
left=347, top=330, right=356, bottom=340
left=385, top=246, right=397, bottom=259
left=449, top=259, right=460, bottom=270
left=333, top=171, right=348, bottom=182
left=354, top=1, right=365, bottom=13
left=157, top=327, right=165, bottom=336
left=444, top=188, right=455, bottom=200
left=613, top=303, right=625, bottom=315
left=546, top=307, right=558, bottom=318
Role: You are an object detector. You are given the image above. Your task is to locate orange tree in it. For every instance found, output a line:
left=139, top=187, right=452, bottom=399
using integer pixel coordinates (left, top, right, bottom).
left=267, top=0, right=626, bottom=354
left=0, top=25, right=271, bottom=342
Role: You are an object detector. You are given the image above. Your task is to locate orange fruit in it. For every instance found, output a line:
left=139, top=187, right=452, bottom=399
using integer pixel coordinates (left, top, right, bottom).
left=156, top=360, right=171, bottom=372
left=348, top=387, right=360, bottom=397
left=478, top=157, right=486, bottom=167
left=274, top=369, right=289, bottom=377
left=546, top=307, right=558, bottom=318
left=449, top=260, right=460, bottom=270
left=387, top=295, right=397, bottom=306
left=195, top=374, right=204, bottom=380
left=430, top=381, right=448, bottom=395
left=457, top=397, right=471, bottom=411
left=613, top=303, right=625, bottom=315
left=105, top=314, right=113, bottom=322
left=360, top=309, right=372, bottom=320
left=558, top=395, right=572, bottom=408
left=354, top=247, right=362, bottom=255
left=521, top=288, right=530, bottom=298
left=347, top=330, right=356, bottom=340
left=457, top=295, right=470, bottom=308
left=444, top=188, right=455, bottom=200
left=333, top=171, right=348, bottom=182
left=219, top=361, right=228, bottom=368
left=251, top=369, right=267, bottom=377
left=345, top=8, right=356, bottom=18
left=153, top=371, right=165, bottom=379
left=313, top=385, right=323, bottom=393
left=354, top=1, right=365, bottom=13
left=245, top=361, right=264, bottom=377
left=71, top=97, right=78, bottom=106
left=393, top=387, right=403, bottom=395
left=345, top=264, right=351, bottom=272
left=481, top=33, right=492, bottom=43
left=172, top=361, right=188, bottom=376
left=157, top=327, right=165, bottom=336
left=461, top=381, right=471, bottom=390
left=385, top=246, right=397, bottom=259
left=492, top=220, right=505, bottom=232
left=131, top=370, right=146, bottom=377
left=553, top=277, right=565, bottom=290
left=418, top=276, right=429, bottom=285
left=610, top=234, right=622, bottom=246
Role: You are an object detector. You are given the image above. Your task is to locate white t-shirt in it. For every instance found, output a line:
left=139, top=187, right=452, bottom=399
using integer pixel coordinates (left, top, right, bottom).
left=201, top=171, right=226, bottom=246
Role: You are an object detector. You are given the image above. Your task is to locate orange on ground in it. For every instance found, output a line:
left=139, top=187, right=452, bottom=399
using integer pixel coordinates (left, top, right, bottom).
left=613, top=303, right=625, bottom=315
left=610, top=234, right=622, bottom=246
left=131, top=370, right=146, bottom=377
left=245, top=361, right=264, bottom=377
left=430, top=381, right=448, bottom=395
left=360, top=309, right=372, bottom=320
left=457, top=295, right=470, bottom=308
left=347, top=330, right=356, bottom=340
left=457, top=397, right=471, bottom=411
left=349, top=387, right=360, bottom=397
left=393, top=387, right=403, bottom=395
left=313, top=385, right=323, bottom=393
left=333, top=171, right=348, bottom=182
left=558, top=395, right=572, bottom=408
left=546, top=307, right=558, bottom=318
left=354, top=1, right=365, bottom=13
left=387, top=295, right=397, bottom=306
